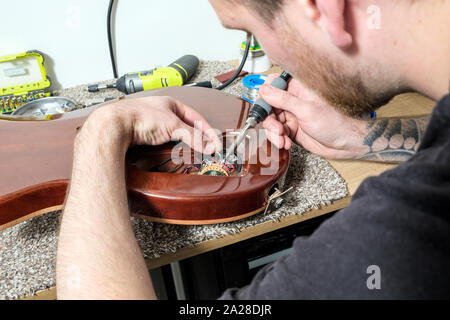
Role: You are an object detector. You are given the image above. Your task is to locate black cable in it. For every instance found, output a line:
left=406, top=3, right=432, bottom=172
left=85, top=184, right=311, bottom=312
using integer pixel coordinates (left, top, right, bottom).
left=107, top=0, right=118, bottom=78
left=216, top=32, right=252, bottom=90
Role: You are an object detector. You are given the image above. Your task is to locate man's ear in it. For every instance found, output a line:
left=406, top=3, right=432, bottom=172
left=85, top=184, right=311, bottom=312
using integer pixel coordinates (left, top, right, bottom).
left=300, top=0, right=353, bottom=48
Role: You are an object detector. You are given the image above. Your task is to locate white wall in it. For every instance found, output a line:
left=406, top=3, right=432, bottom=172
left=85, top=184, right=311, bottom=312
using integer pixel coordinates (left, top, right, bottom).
left=0, top=0, right=245, bottom=89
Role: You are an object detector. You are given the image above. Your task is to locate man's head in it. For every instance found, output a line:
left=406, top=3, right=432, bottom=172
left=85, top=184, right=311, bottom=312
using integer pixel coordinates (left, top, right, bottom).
left=209, top=0, right=450, bottom=116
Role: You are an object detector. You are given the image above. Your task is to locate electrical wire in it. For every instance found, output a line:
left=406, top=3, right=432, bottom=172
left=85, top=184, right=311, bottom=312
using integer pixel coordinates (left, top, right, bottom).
left=107, top=0, right=118, bottom=78
left=167, top=161, right=184, bottom=173
left=106, top=1, right=248, bottom=87
left=216, top=32, right=252, bottom=90
left=182, top=164, right=201, bottom=174
left=224, top=163, right=236, bottom=174
left=148, top=157, right=185, bottom=173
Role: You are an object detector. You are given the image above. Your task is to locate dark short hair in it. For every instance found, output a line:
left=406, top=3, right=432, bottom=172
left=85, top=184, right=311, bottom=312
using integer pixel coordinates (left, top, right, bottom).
left=237, top=0, right=285, bottom=23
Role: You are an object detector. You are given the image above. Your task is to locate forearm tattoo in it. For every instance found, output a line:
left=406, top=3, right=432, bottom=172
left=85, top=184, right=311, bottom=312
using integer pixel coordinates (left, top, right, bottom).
left=355, top=115, right=430, bottom=163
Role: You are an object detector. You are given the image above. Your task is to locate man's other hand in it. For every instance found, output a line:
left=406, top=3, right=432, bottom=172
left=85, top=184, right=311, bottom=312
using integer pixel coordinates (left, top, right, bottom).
left=81, top=96, right=223, bottom=154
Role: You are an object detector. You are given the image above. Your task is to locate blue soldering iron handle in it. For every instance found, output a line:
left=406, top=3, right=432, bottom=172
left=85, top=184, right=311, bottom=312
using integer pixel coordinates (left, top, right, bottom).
left=249, top=71, right=292, bottom=123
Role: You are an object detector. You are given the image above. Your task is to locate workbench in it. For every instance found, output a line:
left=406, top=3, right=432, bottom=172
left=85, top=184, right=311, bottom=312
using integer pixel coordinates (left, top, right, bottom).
left=20, top=85, right=434, bottom=299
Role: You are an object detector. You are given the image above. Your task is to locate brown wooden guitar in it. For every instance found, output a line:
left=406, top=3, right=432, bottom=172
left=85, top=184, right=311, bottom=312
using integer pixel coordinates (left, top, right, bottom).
left=0, top=87, right=290, bottom=230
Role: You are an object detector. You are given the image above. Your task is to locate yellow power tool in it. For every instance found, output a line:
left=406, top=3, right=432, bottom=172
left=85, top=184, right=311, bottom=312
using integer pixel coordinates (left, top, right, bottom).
left=88, top=55, right=203, bottom=94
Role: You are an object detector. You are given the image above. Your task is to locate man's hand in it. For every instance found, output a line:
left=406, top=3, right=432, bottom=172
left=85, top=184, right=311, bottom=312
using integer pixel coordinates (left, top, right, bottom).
left=57, top=96, right=222, bottom=300
left=82, top=96, right=222, bottom=154
left=259, top=74, right=368, bottom=159
left=259, top=74, right=430, bottom=163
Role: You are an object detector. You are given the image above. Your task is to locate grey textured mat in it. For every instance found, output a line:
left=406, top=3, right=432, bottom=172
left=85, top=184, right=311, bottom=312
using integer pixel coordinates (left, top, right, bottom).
left=0, top=61, right=348, bottom=299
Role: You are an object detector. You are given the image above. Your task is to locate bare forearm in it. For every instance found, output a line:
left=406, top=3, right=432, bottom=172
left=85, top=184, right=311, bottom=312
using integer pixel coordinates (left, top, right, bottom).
left=56, top=110, right=156, bottom=299
left=353, top=115, right=430, bottom=163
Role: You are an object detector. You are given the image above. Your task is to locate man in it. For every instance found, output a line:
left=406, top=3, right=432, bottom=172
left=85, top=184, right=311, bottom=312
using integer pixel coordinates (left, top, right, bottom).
left=56, top=0, right=450, bottom=299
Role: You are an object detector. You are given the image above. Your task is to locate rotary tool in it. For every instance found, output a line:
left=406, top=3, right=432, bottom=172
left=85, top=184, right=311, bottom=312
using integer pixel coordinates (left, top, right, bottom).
left=223, top=71, right=292, bottom=163
left=88, top=55, right=203, bottom=94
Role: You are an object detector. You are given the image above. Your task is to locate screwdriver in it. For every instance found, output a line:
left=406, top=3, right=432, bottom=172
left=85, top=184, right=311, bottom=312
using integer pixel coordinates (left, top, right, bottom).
left=223, top=71, right=292, bottom=163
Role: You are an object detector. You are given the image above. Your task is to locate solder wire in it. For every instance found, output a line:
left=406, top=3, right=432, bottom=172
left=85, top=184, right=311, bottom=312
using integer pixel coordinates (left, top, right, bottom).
left=241, top=74, right=268, bottom=104
left=242, top=86, right=260, bottom=104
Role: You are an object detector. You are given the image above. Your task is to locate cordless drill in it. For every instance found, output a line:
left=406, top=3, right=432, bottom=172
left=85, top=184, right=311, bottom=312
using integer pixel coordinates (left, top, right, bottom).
left=88, top=55, right=205, bottom=94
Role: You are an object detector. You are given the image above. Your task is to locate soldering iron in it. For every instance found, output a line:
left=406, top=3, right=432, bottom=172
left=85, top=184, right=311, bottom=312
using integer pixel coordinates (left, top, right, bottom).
left=223, top=71, right=292, bottom=162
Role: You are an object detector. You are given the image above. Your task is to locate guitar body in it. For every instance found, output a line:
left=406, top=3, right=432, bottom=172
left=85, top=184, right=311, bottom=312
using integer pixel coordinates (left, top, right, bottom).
left=0, top=87, right=289, bottom=229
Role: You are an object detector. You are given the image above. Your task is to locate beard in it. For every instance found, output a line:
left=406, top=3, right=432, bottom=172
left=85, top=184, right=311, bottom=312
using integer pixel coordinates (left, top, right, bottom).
left=280, top=24, right=407, bottom=117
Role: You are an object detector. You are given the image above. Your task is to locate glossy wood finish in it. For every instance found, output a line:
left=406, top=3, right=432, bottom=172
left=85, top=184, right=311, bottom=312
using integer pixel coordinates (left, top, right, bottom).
left=0, top=87, right=289, bottom=229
